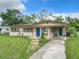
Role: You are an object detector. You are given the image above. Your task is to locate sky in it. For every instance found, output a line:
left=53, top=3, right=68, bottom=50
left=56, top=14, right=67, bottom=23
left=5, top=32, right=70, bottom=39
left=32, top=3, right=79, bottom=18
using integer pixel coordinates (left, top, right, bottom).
left=0, top=0, right=79, bottom=16
left=24, top=0, right=79, bottom=14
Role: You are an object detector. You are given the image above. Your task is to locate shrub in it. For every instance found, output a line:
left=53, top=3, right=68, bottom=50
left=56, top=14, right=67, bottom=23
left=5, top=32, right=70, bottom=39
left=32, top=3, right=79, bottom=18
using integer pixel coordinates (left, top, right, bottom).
left=39, top=32, right=48, bottom=47
left=67, top=27, right=77, bottom=37
left=41, top=32, right=44, bottom=39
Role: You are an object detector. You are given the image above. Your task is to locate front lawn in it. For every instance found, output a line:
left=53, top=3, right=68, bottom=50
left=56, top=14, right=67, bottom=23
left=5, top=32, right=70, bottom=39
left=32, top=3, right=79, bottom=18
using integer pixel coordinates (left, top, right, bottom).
left=0, top=35, right=47, bottom=59
left=65, top=33, right=79, bottom=59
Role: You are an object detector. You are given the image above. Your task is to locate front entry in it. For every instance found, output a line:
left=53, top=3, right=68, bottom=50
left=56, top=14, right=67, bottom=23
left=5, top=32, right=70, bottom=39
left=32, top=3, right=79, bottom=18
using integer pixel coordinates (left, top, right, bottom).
left=36, top=27, right=40, bottom=37
left=59, top=28, right=63, bottom=36
left=51, top=27, right=63, bottom=38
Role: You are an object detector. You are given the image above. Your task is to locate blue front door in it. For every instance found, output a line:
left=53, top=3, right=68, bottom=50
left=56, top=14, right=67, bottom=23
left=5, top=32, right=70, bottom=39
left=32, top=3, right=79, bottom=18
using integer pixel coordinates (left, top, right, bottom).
left=59, top=28, right=63, bottom=36
left=36, top=27, right=40, bottom=37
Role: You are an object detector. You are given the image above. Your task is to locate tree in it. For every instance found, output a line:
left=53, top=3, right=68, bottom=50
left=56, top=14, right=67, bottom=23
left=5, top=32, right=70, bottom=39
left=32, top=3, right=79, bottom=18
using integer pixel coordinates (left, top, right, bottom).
left=31, top=14, right=37, bottom=23
left=23, top=14, right=36, bottom=24
left=24, top=16, right=32, bottom=24
left=65, top=16, right=79, bottom=28
left=0, top=9, right=23, bottom=25
left=67, top=27, right=76, bottom=36
left=55, top=16, right=64, bottom=22
left=36, top=9, right=53, bottom=21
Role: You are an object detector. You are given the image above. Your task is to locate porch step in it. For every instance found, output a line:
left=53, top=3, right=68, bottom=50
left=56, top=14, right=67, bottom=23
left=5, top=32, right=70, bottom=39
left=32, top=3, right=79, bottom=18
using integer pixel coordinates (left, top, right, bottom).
left=32, top=39, right=39, bottom=48
left=53, top=37, right=64, bottom=40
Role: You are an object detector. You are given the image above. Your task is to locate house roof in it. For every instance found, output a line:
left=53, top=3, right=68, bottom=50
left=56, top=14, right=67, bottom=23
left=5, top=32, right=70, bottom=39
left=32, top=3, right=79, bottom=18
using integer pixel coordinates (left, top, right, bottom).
left=35, top=20, right=68, bottom=24
left=11, top=24, right=33, bottom=28
left=34, top=20, right=68, bottom=27
left=11, top=20, right=68, bottom=28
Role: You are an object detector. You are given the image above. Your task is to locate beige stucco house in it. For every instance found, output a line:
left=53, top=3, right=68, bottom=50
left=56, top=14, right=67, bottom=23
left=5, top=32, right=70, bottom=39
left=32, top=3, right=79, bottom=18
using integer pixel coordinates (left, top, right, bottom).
left=10, top=20, right=68, bottom=40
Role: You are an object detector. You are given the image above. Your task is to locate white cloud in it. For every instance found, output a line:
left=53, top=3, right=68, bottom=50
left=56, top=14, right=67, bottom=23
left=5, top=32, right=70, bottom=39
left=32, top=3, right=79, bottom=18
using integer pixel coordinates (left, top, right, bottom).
left=54, top=13, right=79, bottom=18
left=0, top=0, right=27, bottom=13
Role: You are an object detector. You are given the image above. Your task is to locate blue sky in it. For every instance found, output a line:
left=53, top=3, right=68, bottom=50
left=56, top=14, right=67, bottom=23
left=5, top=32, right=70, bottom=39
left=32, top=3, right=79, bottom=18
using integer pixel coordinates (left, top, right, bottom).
left=0, top=0, right=78, bottom=22
left=22, top=0, right=79, bottom=14
left=0, top=0, right=79, bottom=15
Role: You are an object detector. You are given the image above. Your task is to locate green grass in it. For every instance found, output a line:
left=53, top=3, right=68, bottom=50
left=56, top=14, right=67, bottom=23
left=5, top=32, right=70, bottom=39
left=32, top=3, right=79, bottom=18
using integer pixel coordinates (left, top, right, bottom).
left=0, top=35, right=32, bottom=59
left=39, top=38, right=48, bottom=48
left=65, top=32, right=79, bottom=59
left=0, top=35, right=48, bottom=59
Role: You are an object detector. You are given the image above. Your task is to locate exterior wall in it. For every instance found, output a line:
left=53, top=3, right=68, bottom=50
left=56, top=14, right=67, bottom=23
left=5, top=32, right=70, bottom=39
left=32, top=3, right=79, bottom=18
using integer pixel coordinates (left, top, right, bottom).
left=34, top=28, right=36, bottom=39
left=10, top=32, right=19, bottom=36
left=47, top=27, right=51, bottom=40
left=62, top=27, right=66, bottom=40
left=0, top=26, right=10, bottom=34
left=10, top=26, right=67, bottom=40
left=23, top=32, right=32, bottom=37
left=36, top=23, right=67, bottom=27
left=33, top=27, right=67, bottom=40
left=50, top=27, right=66, bottom=40
left=34, top=22, right=67, bottom=40
left=53, top=27, right=59, bottom=36
left=10, top=32, right=32, bottom=37
left=19, top=28, right=23, bottom=36
left=58, top=27, right=66, bottom=40
left=10, top=27, right=33, bottom=38
left=62, top=27, right=66, bottom=36
left=9, top=23, right=67, bottom=40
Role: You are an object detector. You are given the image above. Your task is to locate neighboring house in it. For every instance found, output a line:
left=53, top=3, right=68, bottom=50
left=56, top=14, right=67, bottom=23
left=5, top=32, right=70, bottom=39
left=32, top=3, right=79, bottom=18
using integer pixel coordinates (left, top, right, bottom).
left=0, top=26, right=10, bottom=34
left=10, top=20, right=68, bottom=40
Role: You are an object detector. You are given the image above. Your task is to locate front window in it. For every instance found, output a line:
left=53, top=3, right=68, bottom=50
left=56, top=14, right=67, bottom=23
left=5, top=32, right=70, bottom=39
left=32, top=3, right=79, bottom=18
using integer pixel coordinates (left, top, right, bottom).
left=23, top=28, right=32, bottom=32
left=11, top=28, right=17, bottom=32
left=6, top=28, right=9, bottom=31
left=42, top=28, right=48, bottom=35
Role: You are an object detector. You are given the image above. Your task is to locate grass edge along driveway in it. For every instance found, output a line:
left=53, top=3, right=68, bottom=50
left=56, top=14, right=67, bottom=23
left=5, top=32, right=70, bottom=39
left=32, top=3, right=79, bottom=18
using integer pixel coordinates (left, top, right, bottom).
left=65, top=33, right=79, bottom=59
left=0, top=35, right=47, bottom=59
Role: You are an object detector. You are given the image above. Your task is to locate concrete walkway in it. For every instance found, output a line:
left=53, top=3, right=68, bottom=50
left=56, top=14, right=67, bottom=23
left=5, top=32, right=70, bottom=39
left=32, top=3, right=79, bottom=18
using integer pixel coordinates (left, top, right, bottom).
left=29, top=39, right=66, bottom=59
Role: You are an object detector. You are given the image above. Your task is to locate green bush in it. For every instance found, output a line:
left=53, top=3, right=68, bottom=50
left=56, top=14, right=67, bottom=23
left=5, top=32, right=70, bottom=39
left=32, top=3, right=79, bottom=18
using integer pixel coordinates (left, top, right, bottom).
left=39, top=32, right=48, bottom=47
left=67, top=27, right=77, bottom=37
left=41, top=32, right=44, bottom=39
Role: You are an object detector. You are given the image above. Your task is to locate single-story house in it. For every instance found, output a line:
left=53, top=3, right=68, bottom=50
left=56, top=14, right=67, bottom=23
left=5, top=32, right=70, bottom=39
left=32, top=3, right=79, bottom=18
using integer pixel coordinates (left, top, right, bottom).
left=0, top=26, right=10, bottom=34
left=10, top=20, right=68, bottom=40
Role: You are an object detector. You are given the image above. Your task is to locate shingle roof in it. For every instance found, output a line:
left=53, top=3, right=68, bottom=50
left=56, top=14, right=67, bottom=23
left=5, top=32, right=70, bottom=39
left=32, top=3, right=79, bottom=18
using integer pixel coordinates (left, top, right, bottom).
left=34, top=20, right=68, bottom=25
left=11, top=20, right=68, bottom=28
left=11, top=24, right=33, bottom=28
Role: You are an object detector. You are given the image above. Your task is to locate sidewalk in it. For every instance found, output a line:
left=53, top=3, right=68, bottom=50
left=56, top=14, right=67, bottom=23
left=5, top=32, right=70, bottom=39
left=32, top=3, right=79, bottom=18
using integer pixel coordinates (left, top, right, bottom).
left=29, top=40, right=66, bottom=59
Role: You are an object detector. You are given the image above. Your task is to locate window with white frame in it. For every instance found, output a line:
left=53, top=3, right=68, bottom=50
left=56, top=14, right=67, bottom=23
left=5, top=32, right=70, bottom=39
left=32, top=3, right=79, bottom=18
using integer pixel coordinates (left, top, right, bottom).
left=23, top=28, right=32, bottom=32
left=11, top=28, right=17, bottom=32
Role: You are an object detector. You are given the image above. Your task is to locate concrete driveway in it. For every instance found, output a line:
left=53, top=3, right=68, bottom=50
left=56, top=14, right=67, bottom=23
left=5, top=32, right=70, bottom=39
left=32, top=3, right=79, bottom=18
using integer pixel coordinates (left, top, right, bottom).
left=29, top=39, right=66, bottom=59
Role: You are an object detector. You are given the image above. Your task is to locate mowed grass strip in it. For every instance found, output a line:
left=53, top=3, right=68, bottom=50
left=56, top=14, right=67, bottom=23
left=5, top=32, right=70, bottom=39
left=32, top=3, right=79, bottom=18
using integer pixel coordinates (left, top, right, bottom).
left=0, top=35, right=32, bottom=59
left=65, top=33, right=79, bottom=59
